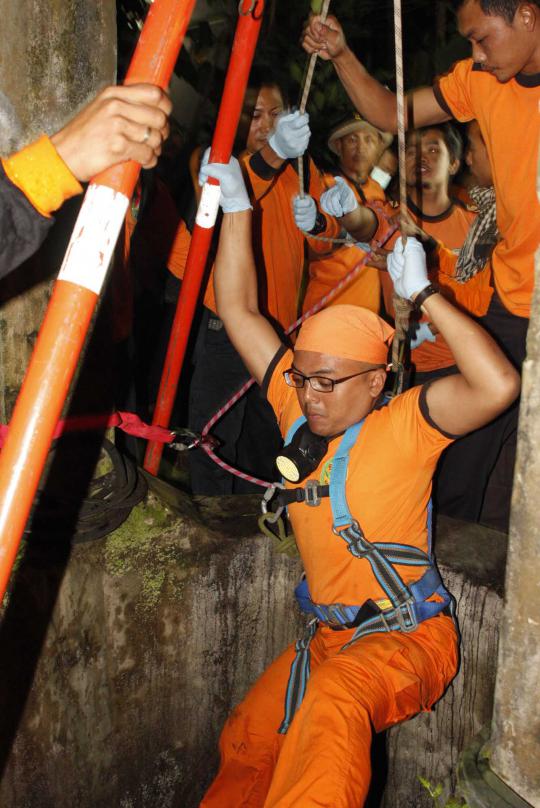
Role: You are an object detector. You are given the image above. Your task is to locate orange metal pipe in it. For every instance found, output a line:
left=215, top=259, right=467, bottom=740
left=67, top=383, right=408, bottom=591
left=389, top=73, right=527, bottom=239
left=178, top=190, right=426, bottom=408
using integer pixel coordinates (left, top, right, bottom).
left=0, top=0, right=196, bottom=603
left=144, top=0, right=265, bottom=475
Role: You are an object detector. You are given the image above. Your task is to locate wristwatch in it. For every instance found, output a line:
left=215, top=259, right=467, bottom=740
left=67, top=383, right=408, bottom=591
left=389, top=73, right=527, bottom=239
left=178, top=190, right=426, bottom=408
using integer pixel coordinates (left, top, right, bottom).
left=412, top=284, right=439, bottom=309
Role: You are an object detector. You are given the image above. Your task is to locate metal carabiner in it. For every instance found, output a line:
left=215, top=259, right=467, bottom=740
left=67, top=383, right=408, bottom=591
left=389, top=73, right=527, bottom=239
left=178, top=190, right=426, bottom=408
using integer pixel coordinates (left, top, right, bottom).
left=238, top=0, right=263, bottom=20
left=261, top=482, right=285, bottom=524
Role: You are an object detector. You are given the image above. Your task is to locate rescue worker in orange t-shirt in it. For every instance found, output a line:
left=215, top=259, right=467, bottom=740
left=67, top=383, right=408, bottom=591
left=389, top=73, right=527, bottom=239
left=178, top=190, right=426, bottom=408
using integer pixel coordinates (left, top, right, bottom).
left=299, top=114, right=392, bottom=315
left=196, top=155, right=519, bottom=808
left=302, top=0, right=540, bottom=368
left=166, top=72, right=339, bottom=495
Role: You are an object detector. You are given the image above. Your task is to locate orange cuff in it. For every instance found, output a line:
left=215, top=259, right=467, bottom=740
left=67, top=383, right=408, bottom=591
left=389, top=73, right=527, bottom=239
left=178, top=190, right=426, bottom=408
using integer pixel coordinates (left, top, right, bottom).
left=368, top=202, right=394, bottom=246
left=2, top=135, right=83, bottom=218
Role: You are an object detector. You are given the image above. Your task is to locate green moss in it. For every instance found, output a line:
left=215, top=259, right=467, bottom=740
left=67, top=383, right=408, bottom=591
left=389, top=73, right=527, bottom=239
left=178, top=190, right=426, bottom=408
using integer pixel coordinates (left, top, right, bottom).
left=104, top=493, right=179, bottom=609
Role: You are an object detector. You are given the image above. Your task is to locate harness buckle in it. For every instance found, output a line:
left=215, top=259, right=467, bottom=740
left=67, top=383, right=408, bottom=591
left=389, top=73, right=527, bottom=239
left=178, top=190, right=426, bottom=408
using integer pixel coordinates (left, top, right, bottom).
left=332, top=519, right=361, bottom=536
left=261, top=483, right=286, bottom=524
left=304, top=479, right=322, bottom=507
left=395, top=599, right=418, bottom=633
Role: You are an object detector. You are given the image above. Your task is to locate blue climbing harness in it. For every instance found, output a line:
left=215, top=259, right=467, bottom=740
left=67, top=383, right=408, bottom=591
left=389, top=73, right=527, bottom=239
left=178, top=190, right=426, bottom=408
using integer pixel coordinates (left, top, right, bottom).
left=277, top=408, right=454, bottom=734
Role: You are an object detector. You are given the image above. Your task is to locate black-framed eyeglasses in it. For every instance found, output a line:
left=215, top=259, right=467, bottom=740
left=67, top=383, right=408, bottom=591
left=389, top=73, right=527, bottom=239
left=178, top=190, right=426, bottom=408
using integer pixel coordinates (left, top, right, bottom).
left=283, top=366, right=380, bottom=394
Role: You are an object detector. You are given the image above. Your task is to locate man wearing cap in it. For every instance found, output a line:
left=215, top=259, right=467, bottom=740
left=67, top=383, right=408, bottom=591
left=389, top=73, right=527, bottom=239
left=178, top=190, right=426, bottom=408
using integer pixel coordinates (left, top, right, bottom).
left=198, top=156, right=519, bottom=807
left=298, top=114, right=392, bottom=315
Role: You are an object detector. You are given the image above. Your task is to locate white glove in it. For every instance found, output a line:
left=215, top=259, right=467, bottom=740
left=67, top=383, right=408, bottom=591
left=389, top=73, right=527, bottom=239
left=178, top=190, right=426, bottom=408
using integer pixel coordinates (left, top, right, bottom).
left=387, top=237, right=430, bottom=300
left=410, top=321, right=437, bottom=350
left=268, top=111, right=311, bottom=159
left=293, top=194, right=317, bottom=232
left=320, top=176, right=358, bottom=218
left=198, top=149, right=251, bottom=213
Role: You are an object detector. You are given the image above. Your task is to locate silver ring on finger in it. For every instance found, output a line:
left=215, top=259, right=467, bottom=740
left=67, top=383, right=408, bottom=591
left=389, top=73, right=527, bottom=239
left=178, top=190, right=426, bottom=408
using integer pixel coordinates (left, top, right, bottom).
left=142, top=126, right=151, bottom=144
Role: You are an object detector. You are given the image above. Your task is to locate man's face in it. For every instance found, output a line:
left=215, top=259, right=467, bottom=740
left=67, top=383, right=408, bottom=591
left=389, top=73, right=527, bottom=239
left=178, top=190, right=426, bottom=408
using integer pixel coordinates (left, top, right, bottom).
left=292, top=350, right=386, bottom=437
left=466, top=121, right=493, bottom=186
left=458, top=0, right=539, bottom=81
left=405, top=129, right=459, bottom=191
left=243, top=85, right=284, bottom=154
left=337, top=127, right=383, bottom=181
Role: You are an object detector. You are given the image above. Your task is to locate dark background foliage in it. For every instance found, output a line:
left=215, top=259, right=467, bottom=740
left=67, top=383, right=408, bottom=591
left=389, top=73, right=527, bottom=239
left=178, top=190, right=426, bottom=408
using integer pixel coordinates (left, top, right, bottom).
left=117, top=0, right=470, bottom=165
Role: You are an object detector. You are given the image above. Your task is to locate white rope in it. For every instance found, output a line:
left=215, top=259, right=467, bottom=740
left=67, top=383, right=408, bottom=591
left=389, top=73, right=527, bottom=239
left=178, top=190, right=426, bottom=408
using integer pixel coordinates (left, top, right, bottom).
left=297, top=0, right=331, bottom=197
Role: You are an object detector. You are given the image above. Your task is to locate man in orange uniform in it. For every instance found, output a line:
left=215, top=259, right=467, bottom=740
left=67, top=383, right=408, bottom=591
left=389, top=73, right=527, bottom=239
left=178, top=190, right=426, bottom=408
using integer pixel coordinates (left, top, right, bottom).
left=196, top=150, right=519, bottom=806
left=302, top=0, right=540, bottom=371
left=300, top=114, right=392, bottom=315
left=167, top=75, right=339, bottom=494
left=0, top=83, right=171, bottom=277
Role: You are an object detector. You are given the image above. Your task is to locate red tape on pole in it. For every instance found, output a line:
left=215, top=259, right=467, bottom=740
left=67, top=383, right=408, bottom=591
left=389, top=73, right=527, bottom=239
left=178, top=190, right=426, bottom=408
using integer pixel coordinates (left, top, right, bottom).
left=0, top=0, right=196, bottom=604
left=144, top=0, right=266, bottom=476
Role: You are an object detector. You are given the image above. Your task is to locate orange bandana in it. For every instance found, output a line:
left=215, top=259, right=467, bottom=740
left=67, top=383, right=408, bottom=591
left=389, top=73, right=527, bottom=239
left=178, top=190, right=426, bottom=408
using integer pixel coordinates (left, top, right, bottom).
left=295, top=305, right=394, bottom=365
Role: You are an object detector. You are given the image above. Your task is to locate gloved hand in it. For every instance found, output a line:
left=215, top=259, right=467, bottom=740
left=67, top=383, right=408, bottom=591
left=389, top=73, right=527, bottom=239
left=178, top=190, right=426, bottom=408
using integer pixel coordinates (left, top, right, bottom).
left=410, top=320, right=437, bottom=350
left=387, top=237, right=430, bottom=300
left=268, top=111, right=311, bottom=159
left=199, top=148, right=251, bottom=213
left=293, top=194, right=317, bottom=232
left=320, top=176, right=358, bottom=218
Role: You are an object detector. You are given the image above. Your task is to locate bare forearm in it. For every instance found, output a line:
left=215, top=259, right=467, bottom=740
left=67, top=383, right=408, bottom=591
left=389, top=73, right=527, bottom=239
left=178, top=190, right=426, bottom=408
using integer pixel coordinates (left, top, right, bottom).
left=340, top=205, right=378, bottom=242
left=333, top=48, right=400, bottom=132
left=215, top=211, right=258, bottom=316
left=214, top=211, right=280, bottom=384
left=332, top=51, right=449, bottom=133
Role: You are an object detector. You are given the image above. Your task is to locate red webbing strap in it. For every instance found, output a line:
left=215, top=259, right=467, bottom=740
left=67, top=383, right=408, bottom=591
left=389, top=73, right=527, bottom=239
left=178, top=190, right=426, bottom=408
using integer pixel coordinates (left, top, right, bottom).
left=0, top=412, right=175, bottom=449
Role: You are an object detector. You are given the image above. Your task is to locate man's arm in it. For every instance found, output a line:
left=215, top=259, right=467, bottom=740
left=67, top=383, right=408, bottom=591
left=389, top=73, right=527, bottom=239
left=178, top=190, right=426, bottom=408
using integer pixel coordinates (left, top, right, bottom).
left=200, top=157, right=282, bottom=386
left=246, top=111, right=311, bottom=201
left=0, top=83, right=172, bottom=278
left=388, top=239, right=520, bottom=436
left=302, top=15, right=450, bottom=133
left=319, top=177, right=379, bottom=241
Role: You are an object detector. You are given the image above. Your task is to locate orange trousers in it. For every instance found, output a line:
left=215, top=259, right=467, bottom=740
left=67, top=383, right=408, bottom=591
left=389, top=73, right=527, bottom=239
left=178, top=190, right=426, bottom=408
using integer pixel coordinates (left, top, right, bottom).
left=200, top=614, right=458, bottom=808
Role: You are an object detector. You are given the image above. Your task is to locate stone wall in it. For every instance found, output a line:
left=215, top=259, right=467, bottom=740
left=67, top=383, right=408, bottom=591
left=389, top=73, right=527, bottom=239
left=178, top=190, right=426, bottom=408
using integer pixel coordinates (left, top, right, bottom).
left=0, top=485, right=506, bottom=808
left=0, top=490, right=303, bottom=807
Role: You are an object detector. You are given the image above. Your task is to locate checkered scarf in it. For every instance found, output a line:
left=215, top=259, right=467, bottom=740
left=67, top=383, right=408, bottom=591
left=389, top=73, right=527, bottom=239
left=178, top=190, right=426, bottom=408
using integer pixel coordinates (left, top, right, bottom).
left=455, top=186, right=498, bottom=283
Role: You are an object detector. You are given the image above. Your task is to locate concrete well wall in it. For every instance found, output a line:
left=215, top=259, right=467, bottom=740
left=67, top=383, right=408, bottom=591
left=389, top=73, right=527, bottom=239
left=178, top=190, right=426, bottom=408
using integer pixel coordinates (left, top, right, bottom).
left=0, top=491, right=505, bottom=807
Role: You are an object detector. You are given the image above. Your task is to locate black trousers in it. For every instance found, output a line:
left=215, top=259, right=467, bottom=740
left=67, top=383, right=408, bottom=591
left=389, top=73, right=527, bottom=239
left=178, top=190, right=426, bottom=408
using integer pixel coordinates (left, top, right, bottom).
left=188, top=308, right=283, bottom=495
left=434, top=292, right=529, bottom=530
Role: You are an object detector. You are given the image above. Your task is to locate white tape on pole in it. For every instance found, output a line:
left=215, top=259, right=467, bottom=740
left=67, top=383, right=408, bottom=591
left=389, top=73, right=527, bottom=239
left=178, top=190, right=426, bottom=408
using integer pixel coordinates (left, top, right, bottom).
left=57, top=184, right=130, bottom=295
left=196, top=182, right=222, bottom=229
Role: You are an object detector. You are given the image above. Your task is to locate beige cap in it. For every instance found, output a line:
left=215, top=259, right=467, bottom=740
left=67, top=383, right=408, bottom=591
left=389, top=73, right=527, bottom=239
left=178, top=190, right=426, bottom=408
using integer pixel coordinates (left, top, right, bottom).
left=328, top=114, right=393, bottom=156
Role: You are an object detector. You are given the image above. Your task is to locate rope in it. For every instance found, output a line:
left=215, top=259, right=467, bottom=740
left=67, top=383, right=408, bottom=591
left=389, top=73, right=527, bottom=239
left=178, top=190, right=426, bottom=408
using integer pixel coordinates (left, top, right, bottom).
left=297, top=0, right=332, bottom=198
left=198, top=219, right=399, bottom=488
left=391, top=0, right=413, bottom=384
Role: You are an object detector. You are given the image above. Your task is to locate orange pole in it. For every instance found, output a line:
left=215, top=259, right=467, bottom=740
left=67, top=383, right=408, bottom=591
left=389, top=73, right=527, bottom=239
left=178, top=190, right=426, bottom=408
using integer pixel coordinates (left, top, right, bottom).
left=0, top=0, right=196, bottom=604
left=144, top=0, right=265, bottom=475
